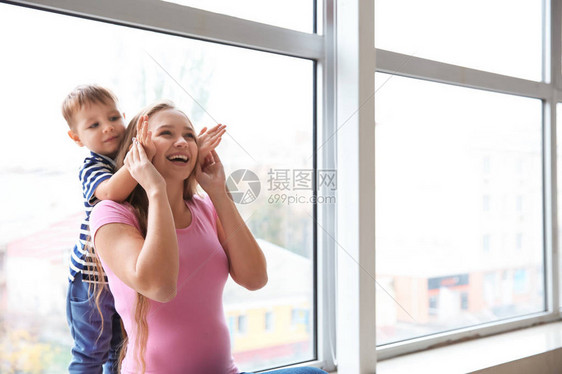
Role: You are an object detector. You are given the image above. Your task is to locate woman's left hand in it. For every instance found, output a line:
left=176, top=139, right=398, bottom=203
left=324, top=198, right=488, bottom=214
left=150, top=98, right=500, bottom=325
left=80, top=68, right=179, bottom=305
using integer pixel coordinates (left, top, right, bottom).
left=196, top=150, right=226, bottom=197
left=197, top=124, right=226, bottom=165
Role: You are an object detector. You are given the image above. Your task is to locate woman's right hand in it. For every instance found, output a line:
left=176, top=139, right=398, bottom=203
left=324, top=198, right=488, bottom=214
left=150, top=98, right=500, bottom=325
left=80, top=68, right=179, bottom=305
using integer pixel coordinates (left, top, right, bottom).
left=125, top=138, right=166, bottom=195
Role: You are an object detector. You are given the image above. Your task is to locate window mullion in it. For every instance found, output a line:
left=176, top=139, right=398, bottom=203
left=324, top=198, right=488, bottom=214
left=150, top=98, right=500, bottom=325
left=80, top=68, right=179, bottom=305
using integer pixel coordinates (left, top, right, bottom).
left=376, top=49, right=550, bottom=100
left=316, top=0, right=338, bottom=372
left=547, top=0, right=562, bottom=315
left=545, top=98, right=558, bottom=314
left=335, top=0, right=376, bottom=372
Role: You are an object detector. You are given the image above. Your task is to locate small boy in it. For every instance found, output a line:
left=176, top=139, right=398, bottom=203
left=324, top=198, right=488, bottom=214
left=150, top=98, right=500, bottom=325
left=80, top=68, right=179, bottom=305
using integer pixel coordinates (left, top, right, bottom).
left=62, top=84, right=226, bottom=373
left=63, top=84, right=137, bottom=374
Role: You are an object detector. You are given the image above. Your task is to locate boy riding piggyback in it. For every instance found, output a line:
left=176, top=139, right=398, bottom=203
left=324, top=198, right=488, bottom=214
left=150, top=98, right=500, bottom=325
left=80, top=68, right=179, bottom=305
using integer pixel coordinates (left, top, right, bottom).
left=62, top=85, right=137, bottom=373
left=62, top=84, right=225, bottom=372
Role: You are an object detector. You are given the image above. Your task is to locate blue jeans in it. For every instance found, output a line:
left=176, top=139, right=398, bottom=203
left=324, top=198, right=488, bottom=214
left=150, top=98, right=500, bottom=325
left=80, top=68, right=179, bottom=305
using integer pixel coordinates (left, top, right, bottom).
left=66, top=274, right=123, bottom=374
left=242, top=368, right=327, bottom=374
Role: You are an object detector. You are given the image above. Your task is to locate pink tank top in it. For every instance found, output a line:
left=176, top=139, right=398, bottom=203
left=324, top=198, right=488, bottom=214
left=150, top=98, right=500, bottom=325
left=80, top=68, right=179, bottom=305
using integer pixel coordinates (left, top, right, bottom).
left=90, top=195, right=238, bottom=374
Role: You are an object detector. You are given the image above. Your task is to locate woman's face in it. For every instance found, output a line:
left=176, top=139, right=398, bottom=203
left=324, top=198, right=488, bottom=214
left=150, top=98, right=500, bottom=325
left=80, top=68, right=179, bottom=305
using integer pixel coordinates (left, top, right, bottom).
left=147, top=108, right=198, bottom=181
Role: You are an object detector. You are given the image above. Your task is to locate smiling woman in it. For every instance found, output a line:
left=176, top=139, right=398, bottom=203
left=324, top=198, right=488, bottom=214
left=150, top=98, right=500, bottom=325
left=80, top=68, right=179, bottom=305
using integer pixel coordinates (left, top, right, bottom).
left=0, top=2, right=315, bottom=372
left=147, top=107, right=199, bottom=181
left=87, top=100, right=325, bottom=374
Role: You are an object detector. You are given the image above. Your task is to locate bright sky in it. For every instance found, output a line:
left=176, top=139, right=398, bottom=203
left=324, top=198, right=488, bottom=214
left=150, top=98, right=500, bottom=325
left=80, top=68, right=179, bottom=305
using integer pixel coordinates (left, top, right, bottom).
left=0, top=3, right=313, bottom=243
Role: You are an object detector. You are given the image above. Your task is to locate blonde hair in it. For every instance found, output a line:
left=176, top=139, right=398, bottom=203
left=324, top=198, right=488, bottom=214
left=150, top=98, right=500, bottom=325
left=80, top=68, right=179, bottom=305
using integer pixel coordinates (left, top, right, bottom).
left=90, top=100, right=199, bottom=374
left=61, top=84, right=119, bottom=129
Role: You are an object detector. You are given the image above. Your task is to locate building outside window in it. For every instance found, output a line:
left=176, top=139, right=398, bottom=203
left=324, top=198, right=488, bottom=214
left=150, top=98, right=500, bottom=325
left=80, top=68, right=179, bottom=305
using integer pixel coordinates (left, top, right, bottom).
left=265, top=311, right=275, bottom=332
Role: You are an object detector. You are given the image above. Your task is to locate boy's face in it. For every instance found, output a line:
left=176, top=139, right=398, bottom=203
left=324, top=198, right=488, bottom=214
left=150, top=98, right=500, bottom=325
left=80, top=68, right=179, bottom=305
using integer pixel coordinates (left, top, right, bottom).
left=68, top=101, right=125, bottom=158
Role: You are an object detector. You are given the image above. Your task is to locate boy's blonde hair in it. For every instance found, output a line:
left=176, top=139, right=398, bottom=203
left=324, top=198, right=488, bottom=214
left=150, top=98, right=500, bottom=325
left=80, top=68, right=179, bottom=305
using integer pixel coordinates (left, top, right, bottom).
left=62, top=84, right=119, bottom=129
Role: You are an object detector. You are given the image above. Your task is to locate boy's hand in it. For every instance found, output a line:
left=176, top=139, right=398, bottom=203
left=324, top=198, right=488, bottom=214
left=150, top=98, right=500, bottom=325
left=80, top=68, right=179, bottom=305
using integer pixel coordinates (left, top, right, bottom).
left=137, top=115, right=156, bottom=161
left=198, top=124, right=226, bottom=166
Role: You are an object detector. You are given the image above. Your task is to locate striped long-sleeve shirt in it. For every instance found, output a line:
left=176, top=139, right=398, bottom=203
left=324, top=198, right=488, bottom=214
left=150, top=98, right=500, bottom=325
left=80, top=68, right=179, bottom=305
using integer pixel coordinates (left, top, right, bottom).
left=68, top=151, right=115, bottom=283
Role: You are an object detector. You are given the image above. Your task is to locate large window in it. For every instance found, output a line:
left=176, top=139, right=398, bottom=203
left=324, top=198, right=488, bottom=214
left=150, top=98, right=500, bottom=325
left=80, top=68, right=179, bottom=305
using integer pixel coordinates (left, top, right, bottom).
left=4, top=0, right=562, bottom=372
left=0, top=3, right=317, bottom=372
left=375, top=0, right=560, bottom=362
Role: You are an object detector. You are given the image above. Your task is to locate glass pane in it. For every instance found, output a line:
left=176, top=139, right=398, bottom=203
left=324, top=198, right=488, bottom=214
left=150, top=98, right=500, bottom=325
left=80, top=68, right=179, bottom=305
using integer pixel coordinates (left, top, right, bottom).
left=162, top=0, right=315, bottom=33
left=375, top=73, right=544, bottom=345
left=375, top=0, right=542, bottom=81
left=0, top=3, right=314, bottom=372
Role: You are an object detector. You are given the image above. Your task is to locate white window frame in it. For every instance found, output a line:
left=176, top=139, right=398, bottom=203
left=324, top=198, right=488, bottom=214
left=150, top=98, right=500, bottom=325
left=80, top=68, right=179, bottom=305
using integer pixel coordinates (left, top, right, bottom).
left=331, top=0, right=376, bottom=373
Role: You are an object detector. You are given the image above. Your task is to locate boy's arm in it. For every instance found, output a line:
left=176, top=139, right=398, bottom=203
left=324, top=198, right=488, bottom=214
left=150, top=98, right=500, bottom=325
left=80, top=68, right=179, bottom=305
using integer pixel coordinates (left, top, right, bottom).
left=93, top=166, right=137, bottom=202
left=93, top=116, right=154, bottom=203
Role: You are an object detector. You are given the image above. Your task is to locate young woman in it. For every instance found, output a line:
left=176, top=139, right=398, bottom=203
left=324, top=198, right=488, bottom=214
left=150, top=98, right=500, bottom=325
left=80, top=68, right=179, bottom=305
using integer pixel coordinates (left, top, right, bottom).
left=89, top=101, right=326, bottom=374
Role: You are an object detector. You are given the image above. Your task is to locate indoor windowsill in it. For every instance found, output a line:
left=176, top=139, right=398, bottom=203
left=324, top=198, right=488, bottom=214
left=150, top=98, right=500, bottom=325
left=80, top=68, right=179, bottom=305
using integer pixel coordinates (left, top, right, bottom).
left=377, top=321, right=562, bottom=374
left=330, top=321, right=562, bottom=373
